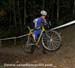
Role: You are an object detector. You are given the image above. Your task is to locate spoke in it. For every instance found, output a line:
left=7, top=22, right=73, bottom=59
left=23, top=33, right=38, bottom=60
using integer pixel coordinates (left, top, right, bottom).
left=52, top=35, right=58, bottom=39
left=51, top=32, right=56, bottom=37
left=51, top=42, right=57, bottom=49
left=50, top=39, right=59, bottom=49
left=50, top=41, right=54, bottom=49
left=42, top=31, right=61, bottom=50
left=46, top=39, right=53, bottom=49
left=51, top=35, right=60, bottom=41
left=52, top=40, right=60, bottom=48
left=51, top=34, right=57, bottom=38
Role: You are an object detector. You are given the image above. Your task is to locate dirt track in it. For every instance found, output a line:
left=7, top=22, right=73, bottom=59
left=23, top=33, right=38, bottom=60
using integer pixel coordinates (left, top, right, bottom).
left=0, top=24, right=75, bottom=68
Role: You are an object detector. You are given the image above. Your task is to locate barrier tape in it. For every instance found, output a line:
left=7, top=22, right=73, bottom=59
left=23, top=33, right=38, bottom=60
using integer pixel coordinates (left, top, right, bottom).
left=0, top=34, right=28, bottom=41
left=51, top=20, right=75, bottom=30
left=0, top=20, right=75, bottom=41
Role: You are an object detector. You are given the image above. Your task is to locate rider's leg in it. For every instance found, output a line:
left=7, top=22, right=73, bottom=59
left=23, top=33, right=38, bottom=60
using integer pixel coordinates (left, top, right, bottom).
left=33, top=29, right=41, bottom=41
left=42, top=32, right=47, bottom=54
left=30, top=30, right=40, bottom=54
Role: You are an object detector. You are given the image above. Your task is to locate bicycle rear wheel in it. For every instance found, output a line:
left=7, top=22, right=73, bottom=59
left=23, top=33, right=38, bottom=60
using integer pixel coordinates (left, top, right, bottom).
left=42, top=30, right=61, bottom=51
left=23, top=35, right=34, bottom=52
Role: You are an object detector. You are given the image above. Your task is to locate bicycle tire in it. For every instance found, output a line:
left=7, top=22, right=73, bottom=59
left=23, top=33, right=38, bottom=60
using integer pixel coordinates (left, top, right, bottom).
left=22, top=35, right=34, bottom=53
left=42, top=30, right=61, bottom=51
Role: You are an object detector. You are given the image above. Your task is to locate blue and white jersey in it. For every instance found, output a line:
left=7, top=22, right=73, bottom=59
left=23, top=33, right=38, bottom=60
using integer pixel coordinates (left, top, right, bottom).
left=33, top=17, right=46, bottom=28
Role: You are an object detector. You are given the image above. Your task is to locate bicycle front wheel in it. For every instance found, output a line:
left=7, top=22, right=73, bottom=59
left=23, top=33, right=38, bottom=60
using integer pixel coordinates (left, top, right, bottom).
left=42, top=30, right=61, bottom=51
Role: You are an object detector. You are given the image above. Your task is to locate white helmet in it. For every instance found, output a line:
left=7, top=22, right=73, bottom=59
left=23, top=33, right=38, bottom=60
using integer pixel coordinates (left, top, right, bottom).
left=40, top=10, right=47, bottom=16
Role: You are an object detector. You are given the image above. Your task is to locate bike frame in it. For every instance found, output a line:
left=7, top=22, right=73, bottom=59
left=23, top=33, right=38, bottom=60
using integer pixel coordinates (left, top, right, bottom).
left=27, top=26, right=46, bottom=45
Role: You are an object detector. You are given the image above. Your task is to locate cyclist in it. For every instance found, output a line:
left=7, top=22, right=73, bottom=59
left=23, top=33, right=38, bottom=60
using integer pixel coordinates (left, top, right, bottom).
left=33, top=10, right=47, bottom=41
left=28, top=10, right=48, bottom=54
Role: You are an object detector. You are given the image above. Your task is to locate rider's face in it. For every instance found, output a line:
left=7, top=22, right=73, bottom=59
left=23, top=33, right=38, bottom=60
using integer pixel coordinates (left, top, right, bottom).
left=41, top=16, right=46, bottom=19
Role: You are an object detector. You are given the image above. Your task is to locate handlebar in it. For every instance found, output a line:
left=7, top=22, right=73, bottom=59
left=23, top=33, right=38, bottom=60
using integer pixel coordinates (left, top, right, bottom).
left=27, top=21, right=51, bottom=32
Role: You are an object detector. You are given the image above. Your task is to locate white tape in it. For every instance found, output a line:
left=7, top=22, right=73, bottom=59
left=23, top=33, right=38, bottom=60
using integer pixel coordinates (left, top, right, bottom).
left=51, top=20, right=75, bottom=30
left=0, top=20, right=75, bottom=41
left=0, top=34, right=28, bottom=41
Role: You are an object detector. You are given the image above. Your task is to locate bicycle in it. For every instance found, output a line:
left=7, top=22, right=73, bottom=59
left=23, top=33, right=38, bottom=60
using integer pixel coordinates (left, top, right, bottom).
left=23, top=24, right=61, bottom=53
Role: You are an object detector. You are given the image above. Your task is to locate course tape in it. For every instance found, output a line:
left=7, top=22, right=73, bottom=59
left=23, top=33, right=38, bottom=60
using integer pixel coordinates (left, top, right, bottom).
left=51, top=20, right=75, bottom=30
left=0, top=20, right=75, bottom=41
left=0, top=34, right=28, bottom=41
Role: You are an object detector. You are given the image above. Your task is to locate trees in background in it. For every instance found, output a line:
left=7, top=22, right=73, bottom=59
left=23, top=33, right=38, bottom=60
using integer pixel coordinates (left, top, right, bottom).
left=0, top=0, right=75, bottom=37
